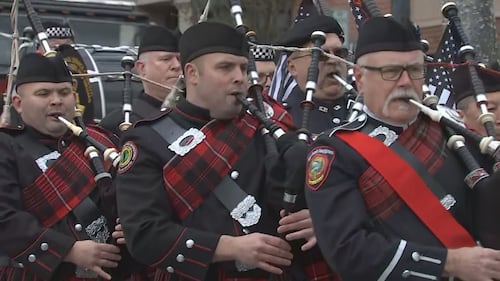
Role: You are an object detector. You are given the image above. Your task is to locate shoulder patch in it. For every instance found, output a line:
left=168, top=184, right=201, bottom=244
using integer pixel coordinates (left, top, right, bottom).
left=118, top=141, right=138, bottom=174
left=306, top=146, right=336, bottom=191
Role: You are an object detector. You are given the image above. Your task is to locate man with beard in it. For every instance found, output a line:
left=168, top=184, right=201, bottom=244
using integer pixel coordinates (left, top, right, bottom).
left=305, top=16, right=500, bottom=281
left=279, top=15, right=351, bottom=136
left=99, top=25, right=181, bottom=137
left=453, top=63, right=500, bottom=138
left=115, top=21, right=311, bottom=281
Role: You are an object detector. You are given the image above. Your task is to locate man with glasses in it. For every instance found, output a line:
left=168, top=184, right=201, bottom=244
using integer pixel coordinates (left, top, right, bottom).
left=279, top=15, right=351, bottom=135
left=250, top=45, right=275, bottom=95
left=306, top=16, right=500, bottom=280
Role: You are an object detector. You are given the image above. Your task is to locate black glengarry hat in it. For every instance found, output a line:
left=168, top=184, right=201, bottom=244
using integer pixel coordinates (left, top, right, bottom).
left=138, top=25, right=179, bottom=56
left=452, top=64, right=500, bottom=103
left=16, top=53, right=72, bottom=89
left=179, top=22, right=248, bottom=69
left=355, top=16, right=421, bottom=61
left=280, top=15, right=345, bottom=47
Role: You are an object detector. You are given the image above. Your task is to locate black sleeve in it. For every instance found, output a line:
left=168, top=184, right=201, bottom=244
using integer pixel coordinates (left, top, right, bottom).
left=116, top=126, right=220, bottom=280
left=0, top=133, right=75, bottom=280
left=305, top=136, right=447, bottom=281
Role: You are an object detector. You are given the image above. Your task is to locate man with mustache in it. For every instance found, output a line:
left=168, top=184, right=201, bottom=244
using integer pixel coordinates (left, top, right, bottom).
left=305, top=16, right=500, bottom=281
left=99, top=25, right=181, bottom=137
left=277, top=15, right=351, bottom=135
left=0, top=53, right=124, bottom=280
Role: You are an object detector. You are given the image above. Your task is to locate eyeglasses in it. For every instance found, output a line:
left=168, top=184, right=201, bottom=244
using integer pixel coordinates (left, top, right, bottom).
left=290, top=47, right=350, bottom=61
left=360, top=64, right=426, bottom=81
left=258, top=72, right=274, bottom=83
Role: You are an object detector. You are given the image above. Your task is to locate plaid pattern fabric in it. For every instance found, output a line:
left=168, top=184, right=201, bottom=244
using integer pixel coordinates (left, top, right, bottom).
left=358, top=117, right=446, bottom=220
left=22, top=127, right=116, bottom=227
left=163, top=98, right=293, bottom=219
left=302, top=259, right=340, bottom=281
left=163, top=114, right=260, bottom=220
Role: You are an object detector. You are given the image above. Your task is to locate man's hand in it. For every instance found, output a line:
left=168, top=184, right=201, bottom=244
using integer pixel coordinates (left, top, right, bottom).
left=278, top=209, right=316, bottom=251
left=214, top=233, right=293, bottom=275
left=64, top=240, right=121, bottom=280
left=444, top=246, right=500, bottom=280
left=112, top=220, right=126, bottom=245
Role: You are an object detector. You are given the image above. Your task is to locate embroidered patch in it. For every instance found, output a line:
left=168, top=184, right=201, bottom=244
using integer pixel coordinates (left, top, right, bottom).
left=306, top=146, right=335, bottom=190
left=118, top=141, right=138, bottom=174
left=168, top=128, right=205, bottom=156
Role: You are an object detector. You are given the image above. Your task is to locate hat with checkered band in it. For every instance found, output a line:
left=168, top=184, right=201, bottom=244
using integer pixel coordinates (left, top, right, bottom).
left=43, top=21, right=74, bottom=40
left=251, top=45, right=274, bottom=62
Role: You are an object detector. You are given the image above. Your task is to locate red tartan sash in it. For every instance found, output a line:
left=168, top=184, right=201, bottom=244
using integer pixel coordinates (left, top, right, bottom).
left=22, top=127, right=116, bottom=227
left=162, top=113, right=260, bottom=220
left=337, top=131, right=477, bottom=248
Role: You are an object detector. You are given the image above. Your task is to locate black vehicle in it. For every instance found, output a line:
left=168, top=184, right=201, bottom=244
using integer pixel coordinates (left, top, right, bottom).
left=0, top=0, right=149, bottom=121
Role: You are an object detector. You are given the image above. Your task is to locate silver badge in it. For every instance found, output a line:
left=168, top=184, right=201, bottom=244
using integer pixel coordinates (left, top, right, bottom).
left=76, top=216, right=110, bottom=278
left=168, top=128, right=206, bottom=156
left=440, top=194, right=456, bottom=210
left=235, top=260, right=256, bottom=272
left=35, top=151, right=61, bottom=172
left=318, top=105, right=328, bottom=113
left=368, top=125, right=399, bottom=146
left=230, top=195, right=261, bottom=227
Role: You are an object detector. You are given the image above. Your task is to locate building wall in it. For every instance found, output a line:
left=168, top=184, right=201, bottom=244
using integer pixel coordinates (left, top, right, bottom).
left=313, top=0, right=500, bottom=54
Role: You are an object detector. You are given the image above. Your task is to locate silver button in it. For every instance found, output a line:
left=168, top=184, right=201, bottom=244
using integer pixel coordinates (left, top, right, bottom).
left=402, top=270, right=411, bottom=278
left=185, top=239, right=194, bottom=248
left=176, top=254, right=185, bottom=263
left=282, top=102, right=288, bottom=107
left=40, top=243, right=49, bottom=251
left=230, top=171, right=239, bottom=180
left=166, top=266, right=174, bottom=273
left=411, top=251, right=441, bottom=264
left=28, top=254, right=36, bottom=263
left=332, top=118, right=341, bottom=124
left=18, top=263, right=24, bottom=268
left=75, top=224, right=83, bottom=232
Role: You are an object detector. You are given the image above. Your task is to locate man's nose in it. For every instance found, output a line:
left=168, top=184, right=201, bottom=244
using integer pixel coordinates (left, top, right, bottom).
left=396, top=69, right=412, bottom=86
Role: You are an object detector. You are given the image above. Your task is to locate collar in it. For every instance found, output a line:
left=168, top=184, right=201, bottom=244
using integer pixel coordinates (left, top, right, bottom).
left=285, top=87, right=346, bottom=111
left=174, top=99, right=212, bottom=126
left=363, top=105, right=418, bottom=133
left=139, top=91, right=163, bottom=109
left=24, top=125, right=73, bottom=149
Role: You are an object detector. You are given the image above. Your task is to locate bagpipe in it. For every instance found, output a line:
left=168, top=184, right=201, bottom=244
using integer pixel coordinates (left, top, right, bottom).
left=7, top=0, right=122, bottom=187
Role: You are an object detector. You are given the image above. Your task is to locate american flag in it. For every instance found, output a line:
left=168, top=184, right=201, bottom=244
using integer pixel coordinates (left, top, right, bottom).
left=269, top=0, right=319, bottom=102
left=425, top=24, right=462, bottom=107
left=348, top=0, right=371, bottom=29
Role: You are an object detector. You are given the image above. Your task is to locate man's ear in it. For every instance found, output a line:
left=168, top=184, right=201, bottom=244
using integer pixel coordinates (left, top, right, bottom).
left=353, top=65, right=364, bottom=92
left=12, top=93, right=22, bottom=114
left=134, top=59, right=146, bottom=76
left=287, top=58, right=298, bottom=77
left=184, top=62, right=199, bottom=85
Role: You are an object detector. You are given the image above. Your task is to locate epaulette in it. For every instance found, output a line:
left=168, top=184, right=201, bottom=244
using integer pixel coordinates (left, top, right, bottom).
left=0, top=122, right=25, bottom=135
left=134, top=108, right=172, bottom=128
left=323, top=113, right=368, bottom=137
